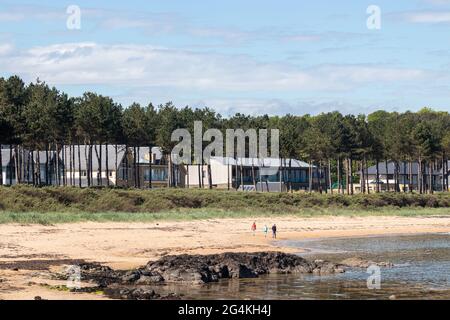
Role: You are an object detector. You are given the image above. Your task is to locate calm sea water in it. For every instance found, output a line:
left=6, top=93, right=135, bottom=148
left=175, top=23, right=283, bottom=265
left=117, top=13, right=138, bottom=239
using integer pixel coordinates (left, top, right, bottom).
left=141, top=233, right=450, bottom=299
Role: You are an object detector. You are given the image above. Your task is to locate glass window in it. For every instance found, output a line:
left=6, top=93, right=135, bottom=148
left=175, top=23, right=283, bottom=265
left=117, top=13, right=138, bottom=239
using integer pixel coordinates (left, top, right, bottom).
left=144, top=168, right=168, bottom=181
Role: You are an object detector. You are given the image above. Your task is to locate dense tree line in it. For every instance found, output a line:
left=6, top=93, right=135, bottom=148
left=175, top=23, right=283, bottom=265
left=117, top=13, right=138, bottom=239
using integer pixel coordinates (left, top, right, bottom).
left=0, top=75, right=449, bottom=193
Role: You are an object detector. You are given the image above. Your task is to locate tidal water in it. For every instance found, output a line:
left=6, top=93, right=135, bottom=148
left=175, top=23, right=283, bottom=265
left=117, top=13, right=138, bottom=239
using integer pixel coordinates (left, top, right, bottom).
left=148, top=233, right=450, bottom=299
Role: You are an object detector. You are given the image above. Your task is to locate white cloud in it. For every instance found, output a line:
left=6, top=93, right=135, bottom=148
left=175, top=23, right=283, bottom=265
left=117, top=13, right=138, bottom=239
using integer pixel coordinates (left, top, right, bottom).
left=188, top=98, right=386, bottom=116
left=0, top=43, right=13, bottom=56
left=424, top=0, right=450, bottom=5
left=0, top=42, right=430, bottom=93
left=0, top=12, right=24, bottom=22
left=402, top=11, right=450, bottom=23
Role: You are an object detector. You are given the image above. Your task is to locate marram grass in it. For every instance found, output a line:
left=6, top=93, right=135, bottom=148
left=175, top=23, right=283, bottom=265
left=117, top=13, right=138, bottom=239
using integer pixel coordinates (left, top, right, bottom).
left=0, top=185, right=449, bottom=224
left=0, top=207, right=449, bottom=225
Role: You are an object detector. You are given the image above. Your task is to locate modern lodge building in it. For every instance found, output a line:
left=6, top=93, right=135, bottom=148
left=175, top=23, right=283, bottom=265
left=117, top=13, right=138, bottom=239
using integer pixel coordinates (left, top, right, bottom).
left=360, top=161, right=450, bottom=192
left=185, top=156, right=320, bottom=192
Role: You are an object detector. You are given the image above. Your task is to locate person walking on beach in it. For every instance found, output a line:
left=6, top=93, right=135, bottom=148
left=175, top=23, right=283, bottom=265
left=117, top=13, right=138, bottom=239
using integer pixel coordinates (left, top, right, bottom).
left=263, top=225, right=268, bottom=238
left=251, top=222, right=257, bottom=236
left=272, top=224, right=277, bottom=239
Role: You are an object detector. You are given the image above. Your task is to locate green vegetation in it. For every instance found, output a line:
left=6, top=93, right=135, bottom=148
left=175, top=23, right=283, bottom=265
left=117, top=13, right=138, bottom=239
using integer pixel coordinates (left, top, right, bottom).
left=0, top=186, right=449, bottom=224
left=1, top=75, right=449, bottom=192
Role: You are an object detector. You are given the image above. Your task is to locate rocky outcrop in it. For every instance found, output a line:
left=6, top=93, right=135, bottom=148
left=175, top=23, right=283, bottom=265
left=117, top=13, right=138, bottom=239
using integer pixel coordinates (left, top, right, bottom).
left=63, top=252, right=344, bottom=299
left=144, top=252, right=344, bottom=284
left=104, top=287, right=180, bottom=300
left=340, top=257, right=394, bottom=268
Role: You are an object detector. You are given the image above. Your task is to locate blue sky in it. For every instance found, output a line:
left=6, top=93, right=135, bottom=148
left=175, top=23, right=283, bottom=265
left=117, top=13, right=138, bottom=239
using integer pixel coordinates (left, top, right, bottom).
left=1, top=0, right=450, bottom=116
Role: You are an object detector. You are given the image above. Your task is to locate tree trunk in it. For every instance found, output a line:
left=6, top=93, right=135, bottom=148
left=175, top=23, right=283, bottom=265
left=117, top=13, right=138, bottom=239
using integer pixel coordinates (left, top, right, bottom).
left=105, top=143, right=109, bottom=187
left=258, top=161, right=262, bottom=192
left=69, top=144, right=72, bottom=186
left=90, top=144, right=94, bottom=186
left=124, top=145, right=129, bottom=187
left=167, top=155, right=172, bottom=188
left=61, top=144, right=66, bottom=186
left=328, top=159, right=332, bottom=194
left=148, top=146, right=152, bottom=189
left=0, top=144, right=3, bottom=185
left=251, top=160, right=256, bottom=191
left=30, top=150, right=35, bottom=186
left=429, top=162, right=433, bottom=194
left=288, top=159, right=293, bottom=193
left=234, top=162, right=239, bottom=191
left=45, top=146, right=49, bottom=185
left=408, top=161, right=413, bottom=193
left=393, top=161, right=398, bottom=192
left=240, top=160, right=244, bottom=190
left=365, top=157, right=370, bottom=194
left=360, top=160, right=365, bottom=194
left=349, top=158, right=354, bottom=195
left=8, top=146, right=13, bottom=185
left=375, top=160, right=380, bottom=193
left=36, top=150, right=41, bottom=186
left=208, top=163, right=213, bottom=189
left=337, top=157, right=341, bottom=194
left=94, top=145, right=100, bottom=186
left=115, top=145, right=118, bottom=187
left=77, top=144, right=82, bottom=187
left=55, top=143, right=59, bottom=186
left=445, top=155, right=448, bottom=192
left=418, top=157, right=422, bottom=194
left=345, top=158, right=350, bottom=195
left=385, top=159, right=390, bottom=192
left=136, top=146, right=140, bottom=188
left=279, top=158, right=283, bottom=192
left=197, top=163, right=202, bottom=188
left=14, top=146, right=20, bottom=184
left=227, top=162, right=230, bottom=190
left=308, top=160, right=313, bottom=194
left=99, top=143, right=103, bottom=187
left=85, top=143, right=90, bottom=187
left=318, top=161, right=323, bottom=194
left=402, top=161, right=406, bottom=192
left=186, top=164, right=189, bottom=188
left=442, top=154, right=445, bottom=192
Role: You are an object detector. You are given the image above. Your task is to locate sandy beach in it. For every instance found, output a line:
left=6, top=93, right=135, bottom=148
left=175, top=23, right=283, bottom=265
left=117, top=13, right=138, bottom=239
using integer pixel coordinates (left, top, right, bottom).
left=1, top=215, right=450, bottom=299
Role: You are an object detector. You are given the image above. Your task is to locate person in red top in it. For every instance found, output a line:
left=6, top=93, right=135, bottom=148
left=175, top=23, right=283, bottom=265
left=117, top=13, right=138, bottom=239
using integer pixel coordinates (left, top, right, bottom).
left=251, top=222, right=257, bottom=236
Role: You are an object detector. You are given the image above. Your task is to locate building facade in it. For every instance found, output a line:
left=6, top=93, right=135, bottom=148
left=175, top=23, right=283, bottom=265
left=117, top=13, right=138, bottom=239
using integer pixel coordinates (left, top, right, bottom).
left=361, top=161, right=450, bottom=192
left=185, top=157, right=319, bottom=192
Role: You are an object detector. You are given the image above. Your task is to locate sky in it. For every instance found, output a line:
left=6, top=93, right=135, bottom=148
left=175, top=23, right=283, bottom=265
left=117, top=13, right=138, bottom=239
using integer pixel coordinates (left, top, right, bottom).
left=0, top=0, right=450, bottom=116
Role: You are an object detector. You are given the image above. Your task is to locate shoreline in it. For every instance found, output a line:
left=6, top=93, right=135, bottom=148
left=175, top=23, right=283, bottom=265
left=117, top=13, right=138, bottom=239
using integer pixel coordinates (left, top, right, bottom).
left=1, top=215, right=450, bottom=299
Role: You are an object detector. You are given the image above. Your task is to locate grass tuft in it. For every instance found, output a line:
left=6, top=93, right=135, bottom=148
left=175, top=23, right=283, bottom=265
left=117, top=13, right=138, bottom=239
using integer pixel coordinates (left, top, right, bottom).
left=0, top=186, right=449, bottom=224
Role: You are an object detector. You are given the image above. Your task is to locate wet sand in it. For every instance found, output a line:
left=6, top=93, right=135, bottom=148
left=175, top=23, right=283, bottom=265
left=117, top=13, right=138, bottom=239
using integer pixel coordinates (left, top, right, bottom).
left=1, top=215, right=450, bottom=299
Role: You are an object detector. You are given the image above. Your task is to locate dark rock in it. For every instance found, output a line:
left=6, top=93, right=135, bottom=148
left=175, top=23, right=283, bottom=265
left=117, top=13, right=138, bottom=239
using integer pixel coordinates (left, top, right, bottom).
left=340, top=257, right=394, bottom=269
left=312, top=260, right=345, bottom=275
left=134, top=274, right=164, bottom=285
left=118, top=288, right=160, bottom=300
left=56, top=253, right=343, bottom=299
left=104, top=287, right=180, bottom=300
left=70, top=263, right=125, bottom=287
left=145, top=252, right=343, bottom=284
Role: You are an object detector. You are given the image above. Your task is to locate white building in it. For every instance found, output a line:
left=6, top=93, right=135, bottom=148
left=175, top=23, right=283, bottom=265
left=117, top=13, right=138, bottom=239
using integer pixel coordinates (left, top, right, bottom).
left=185, top=156, right=314, bottom=192
left=60, top=145, right=128, bottom=187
